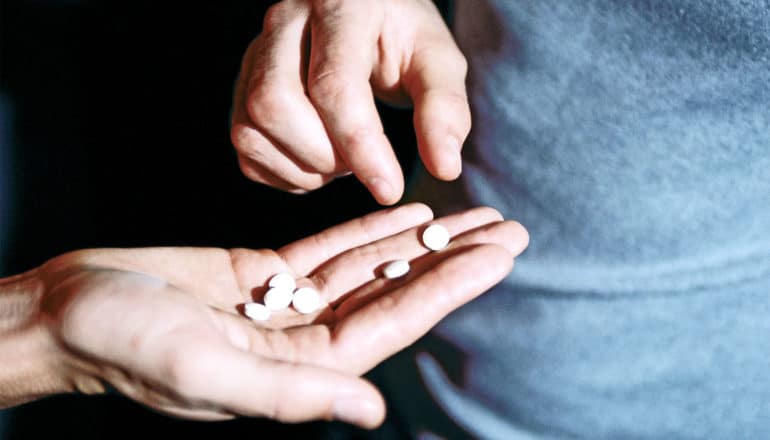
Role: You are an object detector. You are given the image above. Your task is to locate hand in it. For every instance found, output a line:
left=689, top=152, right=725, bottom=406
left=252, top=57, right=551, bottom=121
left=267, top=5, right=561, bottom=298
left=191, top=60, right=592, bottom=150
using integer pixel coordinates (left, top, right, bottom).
left=231, top=0, right=471, bottom=205
left=9, top=204, right=527, bottom=427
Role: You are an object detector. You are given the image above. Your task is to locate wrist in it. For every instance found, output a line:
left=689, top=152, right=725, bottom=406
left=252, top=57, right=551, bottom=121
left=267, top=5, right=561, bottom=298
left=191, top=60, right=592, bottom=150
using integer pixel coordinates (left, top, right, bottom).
left=0, top=269, right=72, bottom=407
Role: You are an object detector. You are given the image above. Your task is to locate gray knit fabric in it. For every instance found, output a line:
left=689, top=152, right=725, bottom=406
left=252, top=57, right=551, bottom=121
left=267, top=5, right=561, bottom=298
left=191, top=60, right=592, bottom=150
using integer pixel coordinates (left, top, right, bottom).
left=386, top=1, right=770, bottom=438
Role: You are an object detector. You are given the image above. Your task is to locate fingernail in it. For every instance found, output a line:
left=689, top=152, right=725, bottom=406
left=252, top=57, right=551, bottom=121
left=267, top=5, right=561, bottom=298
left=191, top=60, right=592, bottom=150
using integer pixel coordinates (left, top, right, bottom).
left=447, top=147, right=462, bottom=176
left=438, top=136, right=462, bottom=179
left=368, top=177, right=396, bottom=204
left=333, top=397, right=380, bottom=427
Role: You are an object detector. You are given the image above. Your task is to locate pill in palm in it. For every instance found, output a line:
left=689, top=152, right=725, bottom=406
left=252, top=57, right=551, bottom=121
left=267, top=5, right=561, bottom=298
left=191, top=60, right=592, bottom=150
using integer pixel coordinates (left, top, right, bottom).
left=383, top=259, right=410, bottom=279
left=268, top=272, right=296, bottom=291
left=263, top=286, right=294, bottom=311
left=244, top=302, right=271, bottom=321
left=422, top=224, right=450, bottom=251
left=292, top=287, right=321, bottom=314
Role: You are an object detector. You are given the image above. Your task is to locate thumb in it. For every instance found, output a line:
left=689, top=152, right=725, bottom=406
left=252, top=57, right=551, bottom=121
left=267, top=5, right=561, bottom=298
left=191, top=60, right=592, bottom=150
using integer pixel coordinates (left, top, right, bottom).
left=179, top=341, right=386, bottom=428
left=404, top=43, right=471, bottom=181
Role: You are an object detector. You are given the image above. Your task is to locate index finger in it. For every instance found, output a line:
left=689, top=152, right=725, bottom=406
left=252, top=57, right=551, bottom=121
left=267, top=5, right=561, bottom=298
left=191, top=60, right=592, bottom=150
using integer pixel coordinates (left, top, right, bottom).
left=306, top=0, right=404, bottom=205
left=277, top=203, right=433, bottom=275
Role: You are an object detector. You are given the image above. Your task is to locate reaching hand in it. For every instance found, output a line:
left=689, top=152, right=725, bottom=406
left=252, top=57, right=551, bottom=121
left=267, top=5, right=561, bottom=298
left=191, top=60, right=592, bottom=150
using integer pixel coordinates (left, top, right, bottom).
left=19, top=204, right=526, bottom=428
left=231, top=0, right=470, bottom=205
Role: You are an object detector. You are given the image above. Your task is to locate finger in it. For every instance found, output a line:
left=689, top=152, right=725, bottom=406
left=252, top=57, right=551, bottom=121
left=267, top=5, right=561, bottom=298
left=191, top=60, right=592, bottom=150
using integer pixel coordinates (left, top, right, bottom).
left=330, top=243, right=514, bottom=374
left=238, top=218, right=525, bottom=366
left=232, top=10, right=340, bottom=192
left=330, top=219, right=527, bottom=316
left=233, top=37, right=332, bottom=193
left=332, top=218, right=527, bottom=318
left=237, top=154, right=311, bottom=194
left=232, top=27, right=258, bottom=116
left=233, top=39, right=308, bottom=190
left=403, top=41, right=471, bottom=181
left=232, top=112, right=330, bottom=191
left=309, top=207, right=506, bottom=304
left=142, top=403, right=234, bottom=422
left=244, top=3, right=345, bottom=175
left=307, top=1, right=404, bottom=205
left=278, top=203, right=434, bottom=275
left=167, top=337, right=385, bottom=428
left=103, top=367, right=236, bottom=421
left=247, top=208, right=510, bottom=329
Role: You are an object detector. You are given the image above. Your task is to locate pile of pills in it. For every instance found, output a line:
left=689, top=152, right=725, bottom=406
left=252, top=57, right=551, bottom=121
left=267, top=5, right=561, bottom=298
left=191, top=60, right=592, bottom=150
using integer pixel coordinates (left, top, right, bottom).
left=243, top=272, right=321, bottom=321
left=243, top=223, right=451, bottom=321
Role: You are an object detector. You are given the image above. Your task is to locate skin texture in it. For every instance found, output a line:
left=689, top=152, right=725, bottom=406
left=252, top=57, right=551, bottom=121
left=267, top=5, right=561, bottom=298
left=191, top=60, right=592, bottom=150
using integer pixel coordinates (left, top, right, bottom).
left=0, top=204, right=528, bottom=428
left=231, top=0, right=471, bottom=205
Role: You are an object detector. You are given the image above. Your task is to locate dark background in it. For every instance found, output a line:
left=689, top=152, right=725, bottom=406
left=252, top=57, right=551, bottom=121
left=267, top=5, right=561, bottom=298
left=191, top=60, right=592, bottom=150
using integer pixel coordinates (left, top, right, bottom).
left=0, top=1, right=448, bottom=438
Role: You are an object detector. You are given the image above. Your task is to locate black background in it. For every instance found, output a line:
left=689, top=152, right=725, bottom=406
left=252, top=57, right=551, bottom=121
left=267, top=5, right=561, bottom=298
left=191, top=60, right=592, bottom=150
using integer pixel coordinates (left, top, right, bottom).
left=1, top=1, right=448, bottom=438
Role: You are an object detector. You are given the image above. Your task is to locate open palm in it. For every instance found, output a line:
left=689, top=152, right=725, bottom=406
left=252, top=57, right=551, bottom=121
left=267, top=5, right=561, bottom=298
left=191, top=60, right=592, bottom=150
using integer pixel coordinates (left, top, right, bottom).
left=36, top=203, right=527, bottom=427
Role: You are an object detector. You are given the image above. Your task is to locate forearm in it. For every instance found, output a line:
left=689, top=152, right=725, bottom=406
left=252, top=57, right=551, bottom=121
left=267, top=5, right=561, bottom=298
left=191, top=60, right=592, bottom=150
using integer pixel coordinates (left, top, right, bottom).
left=0, top=270, right=68, bottom=407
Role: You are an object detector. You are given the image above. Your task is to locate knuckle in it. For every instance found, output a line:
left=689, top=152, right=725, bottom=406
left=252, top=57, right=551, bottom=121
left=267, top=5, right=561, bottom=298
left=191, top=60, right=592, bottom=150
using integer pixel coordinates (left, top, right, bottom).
left=230, top=124, right=257, bottom=151
left=419, top=88, right=471, bottom=135
left=307, top=70, right=349, bottom=104
left=443, top=89, right=470, bottom=108
left=437, top=41, right=469, bottom=76
left=311, top=0, right=346, bottom=18
left=239, top=142, right=271, bottom=165
left=338, top=126, right=379, bottom=154
left=454, top=51, right=469, bottom=77
left=161, top=349, right=201, bottom=395
left=237, top=156, right=271, bottom=184
left=281, top=170, right=326, bottom=192
left=248, top=85, right=291, bottom=128
left=263, top=330, right=298, bottom=363
left=262, top=3, right=291, bottom=33
left=265, top=392, right=296, bottom=422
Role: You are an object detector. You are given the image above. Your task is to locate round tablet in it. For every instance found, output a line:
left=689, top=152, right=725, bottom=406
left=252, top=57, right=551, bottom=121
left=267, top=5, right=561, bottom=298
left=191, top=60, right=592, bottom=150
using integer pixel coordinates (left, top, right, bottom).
left=292, top=287, right=321, bottom=314
left=383, top=259, right=410, bottom=279
left=243, top=302, right=271, bottom=321
left=268, top=272, right=296, bottom=291
left=263, top=286, right=294, bottom=311
left=422, top=224, right=450, bottom=251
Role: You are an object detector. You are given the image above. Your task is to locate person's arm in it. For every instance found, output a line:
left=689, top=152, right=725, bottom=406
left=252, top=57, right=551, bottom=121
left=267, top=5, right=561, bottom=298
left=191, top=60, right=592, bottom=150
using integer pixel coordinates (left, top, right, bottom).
left=0, top=204, right=527, bottom=427
left=0, top=271, right=70, bottom=407
left=231, top=0, right=470, bottom=205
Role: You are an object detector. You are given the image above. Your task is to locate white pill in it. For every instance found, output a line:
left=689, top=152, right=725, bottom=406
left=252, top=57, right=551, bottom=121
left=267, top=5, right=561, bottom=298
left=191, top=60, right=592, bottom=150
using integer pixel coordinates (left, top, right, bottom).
left=243, top=302, right=271, bottom=321
left=383, top=259, right=410, bottom=279
left=263, top=287, right=294, bottom=311
left=422, top=224, right=450, bottom=251
left=292, top=287, right=321, bottom=314
left=268, top=272, right=296, bottom=291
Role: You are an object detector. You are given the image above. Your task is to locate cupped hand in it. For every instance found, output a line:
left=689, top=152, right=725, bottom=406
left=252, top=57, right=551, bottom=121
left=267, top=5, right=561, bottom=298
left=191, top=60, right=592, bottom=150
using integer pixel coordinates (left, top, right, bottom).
left=35, top=204, right=527, bottom=427
left=231, top=0, right=470, bottom=204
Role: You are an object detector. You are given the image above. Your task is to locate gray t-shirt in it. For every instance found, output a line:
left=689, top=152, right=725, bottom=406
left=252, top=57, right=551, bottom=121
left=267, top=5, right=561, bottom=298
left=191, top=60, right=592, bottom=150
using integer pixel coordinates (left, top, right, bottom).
left=382, top=1, right=770, bottom=438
